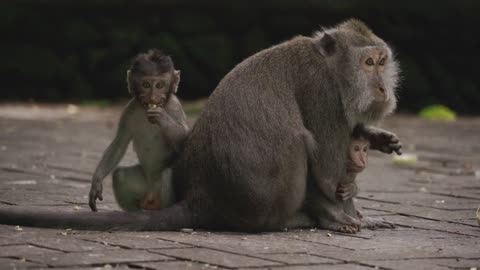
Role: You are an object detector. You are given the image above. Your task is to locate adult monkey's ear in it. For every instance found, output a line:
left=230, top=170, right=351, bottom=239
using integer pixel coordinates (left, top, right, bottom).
left=126, top=70, right=133, bottom=95
left=173, top=70, right=181, bottom=93
left=315, top=32, right=336, bottom=57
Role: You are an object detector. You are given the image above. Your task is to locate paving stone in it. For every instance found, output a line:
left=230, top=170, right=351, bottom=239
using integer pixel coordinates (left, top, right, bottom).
left=132, top=260, right=229, bottom=270
left=0, top=244, right=62, bottom=258
left=452, top=218, right=479, bottom=227
left=30, top=235, right=122, bottom=253
left=0, top=225, right=52, bottom=235
left=265, top=263, right=374, bottom=270
left=360, top=259, right=451, bottom=270
left=360, top=191, right=480, bottom=211
left=280, top=228, right=447, bottom=251
left=76, top=233, right=191, bottom=249
left=46, top=267, right=132, bottom=270
left=152, top=248, right=282, bottom=268
left=0, top=226, right=106, bottom=248
left=356, top=208, right=397, bottom=217
left=253, top=253, right=340, bottom=264
left=27, top=249, right=170, bottom=267
left=0, top=236, right=26, bottom=246
left=312, top=244, right=480, bottom=262
left=434, top=258, right=480, bottom=268
left=156, top=231, right=351, bottom=255
left=0, top=189, right=73, bottom=206
left=0, top=257, right=45, bottom=269
left=361, top=202, right=476, bottom=221
left=383, top=214, right=480, bottom=237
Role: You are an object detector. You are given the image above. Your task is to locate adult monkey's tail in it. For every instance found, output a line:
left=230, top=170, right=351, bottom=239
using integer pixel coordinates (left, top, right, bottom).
left=0, top=201, right=194, bottom=231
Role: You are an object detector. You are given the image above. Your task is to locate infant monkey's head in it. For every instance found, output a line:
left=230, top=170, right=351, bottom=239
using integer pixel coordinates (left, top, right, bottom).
left=348, top=128, right=369, bottom=174
left=126, top=49, right=180, bottom=109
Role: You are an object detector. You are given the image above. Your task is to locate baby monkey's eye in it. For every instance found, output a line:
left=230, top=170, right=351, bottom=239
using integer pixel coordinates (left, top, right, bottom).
left=363, top=146, right=368, bottom=152
left=354, top=146, right=360, bottom=152
left=142, top=82, right=151, bottom=88
left=378, top=58, right=386, bottom=66
left=156, top=81, right=166, bottom=89
left=365, top=58, right=374, bottom=66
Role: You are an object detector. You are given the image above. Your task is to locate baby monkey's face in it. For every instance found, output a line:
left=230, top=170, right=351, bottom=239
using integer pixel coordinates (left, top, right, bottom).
left=135, top=73, right=173, bottom=109
left=347, top=138, right=369, bottom=174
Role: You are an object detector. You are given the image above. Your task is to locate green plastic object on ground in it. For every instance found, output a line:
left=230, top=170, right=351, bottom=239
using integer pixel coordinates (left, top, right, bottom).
left=419, top=104, right=456, bottom=121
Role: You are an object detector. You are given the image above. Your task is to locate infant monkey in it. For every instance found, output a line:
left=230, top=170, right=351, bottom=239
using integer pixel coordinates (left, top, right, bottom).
left=336, top=128, right=369, bottom=203
left=88, top=49, right=189, bottom=212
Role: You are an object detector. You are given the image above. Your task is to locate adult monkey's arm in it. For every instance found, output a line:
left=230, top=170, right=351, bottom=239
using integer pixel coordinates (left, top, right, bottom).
left=355, top=124, right=402, bottom=155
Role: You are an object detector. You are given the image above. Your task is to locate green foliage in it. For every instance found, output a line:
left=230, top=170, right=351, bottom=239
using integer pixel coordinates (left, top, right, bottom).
left=79, top=99, right=112, bottom=108
left=419, top=105, right=457, bottom=121
left=183, top=99, right=207, bottom=117
left=1, top=1, right=479, bottom=114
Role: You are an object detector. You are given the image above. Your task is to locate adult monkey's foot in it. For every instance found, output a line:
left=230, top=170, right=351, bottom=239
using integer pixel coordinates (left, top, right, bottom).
left=360, top=216, right=396, bottom=229
left=318, top=219, right=359, bottom=234
left=317, top=212, right=361, bottom=234
left=355, top=210, right=395, bottom=229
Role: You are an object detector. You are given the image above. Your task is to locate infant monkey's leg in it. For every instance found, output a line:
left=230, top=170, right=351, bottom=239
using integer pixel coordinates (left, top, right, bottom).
left=112, top=165, right=148, bottom=211
left=140, top=169, right=176, bottom=210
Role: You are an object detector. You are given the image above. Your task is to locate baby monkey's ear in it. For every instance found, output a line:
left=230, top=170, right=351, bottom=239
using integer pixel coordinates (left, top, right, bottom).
left=173, top=70, right=181, bottom=93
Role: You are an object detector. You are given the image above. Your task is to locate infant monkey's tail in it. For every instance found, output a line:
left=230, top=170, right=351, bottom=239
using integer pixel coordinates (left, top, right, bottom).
left=0, top=200, right=194, bottom=231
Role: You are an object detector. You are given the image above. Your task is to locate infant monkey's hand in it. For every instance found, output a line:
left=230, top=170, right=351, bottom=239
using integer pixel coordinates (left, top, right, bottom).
left=336, top=182, right=358, bottom=201
left=146, top=104, right=167, bottom=124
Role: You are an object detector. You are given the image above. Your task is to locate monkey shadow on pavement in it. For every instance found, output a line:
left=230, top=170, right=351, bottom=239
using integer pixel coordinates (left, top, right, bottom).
left=0, top=103, right=479, bottom=269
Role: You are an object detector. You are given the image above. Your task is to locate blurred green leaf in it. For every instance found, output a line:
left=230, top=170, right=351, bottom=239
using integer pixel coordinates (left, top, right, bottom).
left=419, top=105, right=456, bottom=121
left=79, top=99, right=112, bottom=108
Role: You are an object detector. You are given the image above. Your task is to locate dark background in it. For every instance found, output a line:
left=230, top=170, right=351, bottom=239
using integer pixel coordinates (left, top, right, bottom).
left=1, top=1, right=479, bottom=114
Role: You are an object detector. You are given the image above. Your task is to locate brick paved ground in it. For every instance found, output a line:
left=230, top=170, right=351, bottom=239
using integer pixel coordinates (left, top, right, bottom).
left=0, top=103, right=479, bottom=270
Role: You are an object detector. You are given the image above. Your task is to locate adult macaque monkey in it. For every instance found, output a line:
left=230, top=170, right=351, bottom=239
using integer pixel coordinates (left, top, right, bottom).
left=89, top=49, right=188, bottom=212
left=0, top=19, right=401, bottom=233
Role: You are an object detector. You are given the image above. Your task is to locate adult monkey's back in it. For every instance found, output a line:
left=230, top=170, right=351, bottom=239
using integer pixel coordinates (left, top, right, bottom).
left=0, top=19, right=400, bottom=233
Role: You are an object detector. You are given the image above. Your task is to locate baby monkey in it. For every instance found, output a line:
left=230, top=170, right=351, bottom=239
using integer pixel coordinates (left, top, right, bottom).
left=336, top=126, right=397, bottom=230
left=336, top=127, right=369, bottom=203
left=89, top=49, right=189, bottom=212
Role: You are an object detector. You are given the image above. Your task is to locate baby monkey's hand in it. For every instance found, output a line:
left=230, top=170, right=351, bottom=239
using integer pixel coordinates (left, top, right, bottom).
left=146, top=105, right=167, bottom=125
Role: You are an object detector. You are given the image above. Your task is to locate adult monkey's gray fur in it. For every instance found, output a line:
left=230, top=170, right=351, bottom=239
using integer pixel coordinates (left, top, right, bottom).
left=0, top=19, right=401, bottom=233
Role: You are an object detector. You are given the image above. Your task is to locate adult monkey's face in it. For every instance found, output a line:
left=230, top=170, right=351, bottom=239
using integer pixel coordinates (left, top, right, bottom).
left=359, top=46, right=391, bottom=103
left=351, top=44, right=399, bottom=117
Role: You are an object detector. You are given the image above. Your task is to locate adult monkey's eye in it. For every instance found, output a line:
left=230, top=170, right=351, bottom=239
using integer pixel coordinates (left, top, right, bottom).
left=378, top=58, right=386, bottom=66
left=354, top=145, right=360, bottom=151
left=142, top=82, right=151, bottom=88
left=365, top=58, right=374, bottom=66
left=156, top=81, right=166, bottom=88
